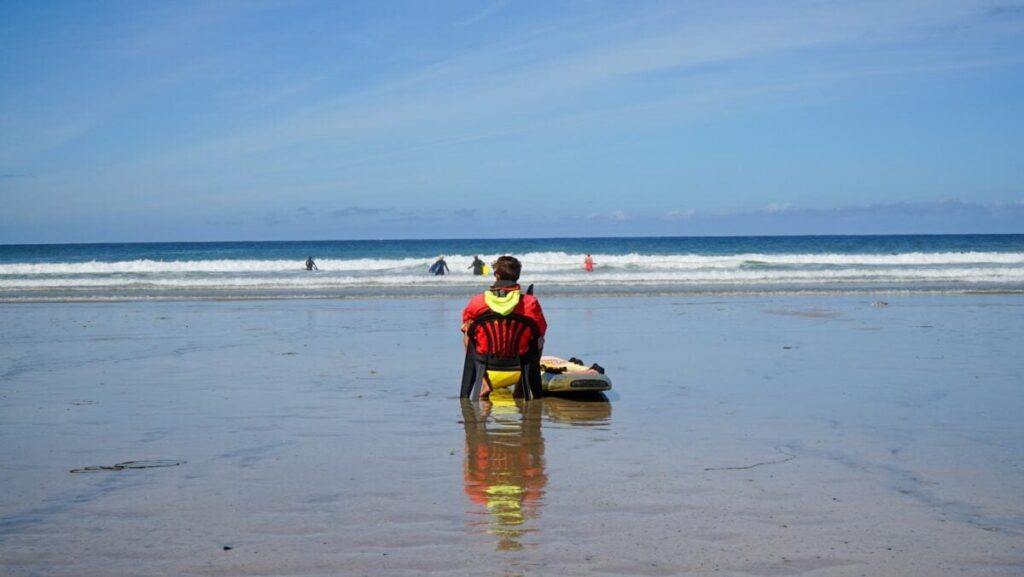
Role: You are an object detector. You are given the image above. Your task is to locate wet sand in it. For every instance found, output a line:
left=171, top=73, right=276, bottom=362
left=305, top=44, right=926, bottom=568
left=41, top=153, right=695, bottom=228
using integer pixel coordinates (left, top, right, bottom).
left=1, top=295, right=1022, bottom=576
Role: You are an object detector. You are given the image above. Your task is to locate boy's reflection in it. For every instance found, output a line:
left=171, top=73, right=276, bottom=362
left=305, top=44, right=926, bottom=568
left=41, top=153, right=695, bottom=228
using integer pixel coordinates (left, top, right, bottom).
left=461, top=390, right=545, bottom=551
left=460, top=391, right=611, bottom=551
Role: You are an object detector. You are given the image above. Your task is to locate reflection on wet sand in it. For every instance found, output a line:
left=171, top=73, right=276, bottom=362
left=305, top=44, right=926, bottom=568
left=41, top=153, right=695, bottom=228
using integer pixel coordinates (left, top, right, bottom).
left=542, top=392, right=612, bottom=427
left=461, top=391, right=611, bottom=551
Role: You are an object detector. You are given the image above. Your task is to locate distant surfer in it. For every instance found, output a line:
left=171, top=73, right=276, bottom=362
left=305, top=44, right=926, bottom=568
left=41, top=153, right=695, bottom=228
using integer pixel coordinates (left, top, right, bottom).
left=584, top=254, right=594, bottom=272
left=468, top=255, right=485, bottom=275
left=305, top=256, right=318, bottom=271
left=429, top=256, right=450, bottom=275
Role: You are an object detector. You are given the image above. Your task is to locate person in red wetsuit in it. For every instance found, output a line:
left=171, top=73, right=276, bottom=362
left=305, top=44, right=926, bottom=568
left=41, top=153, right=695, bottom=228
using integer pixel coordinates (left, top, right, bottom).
left=461, top=255, right=547, bottom=354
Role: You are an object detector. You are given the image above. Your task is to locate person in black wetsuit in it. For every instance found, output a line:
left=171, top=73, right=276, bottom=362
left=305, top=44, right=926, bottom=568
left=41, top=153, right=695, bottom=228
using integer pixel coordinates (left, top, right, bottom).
left=429, top=256, right=450, bottom=275
left=468, top=255, right=485, bottom=275
left=305, top=257, right=318, bottom=271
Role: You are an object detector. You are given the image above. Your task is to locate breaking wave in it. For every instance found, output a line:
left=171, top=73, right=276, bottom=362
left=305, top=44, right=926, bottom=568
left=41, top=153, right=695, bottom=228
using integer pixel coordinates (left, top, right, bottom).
left=3, top=249, right=1023, bottom=301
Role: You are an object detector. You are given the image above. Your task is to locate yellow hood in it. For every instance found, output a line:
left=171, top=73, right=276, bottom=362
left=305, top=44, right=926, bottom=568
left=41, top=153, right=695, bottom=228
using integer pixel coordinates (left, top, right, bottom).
left=484, top=289, right=521, bottom=315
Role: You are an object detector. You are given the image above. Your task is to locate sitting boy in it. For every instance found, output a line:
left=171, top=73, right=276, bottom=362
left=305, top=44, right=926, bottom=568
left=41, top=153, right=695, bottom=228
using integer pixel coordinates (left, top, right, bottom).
left=461, top=256, right=547, bottom=397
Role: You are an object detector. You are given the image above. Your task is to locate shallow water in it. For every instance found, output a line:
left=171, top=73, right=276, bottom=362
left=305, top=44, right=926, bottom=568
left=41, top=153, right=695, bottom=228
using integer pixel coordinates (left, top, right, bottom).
left=1, top=295, right=1022, bottom=576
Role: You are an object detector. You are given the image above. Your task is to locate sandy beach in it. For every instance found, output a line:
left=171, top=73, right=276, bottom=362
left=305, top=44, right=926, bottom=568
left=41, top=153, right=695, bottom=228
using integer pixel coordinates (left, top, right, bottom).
left=1, top=294, right=1022, bottom=576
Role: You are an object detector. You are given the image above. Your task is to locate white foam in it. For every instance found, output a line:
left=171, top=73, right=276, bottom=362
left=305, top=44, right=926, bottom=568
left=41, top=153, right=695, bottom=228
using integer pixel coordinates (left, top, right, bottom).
left=2, top=251, right=1023, bottom=295
left=2, top=251, right=1022, bottom=276
left=2, top=267, right=1023, bottom=290
left=0, top=257, right=434, bottom=275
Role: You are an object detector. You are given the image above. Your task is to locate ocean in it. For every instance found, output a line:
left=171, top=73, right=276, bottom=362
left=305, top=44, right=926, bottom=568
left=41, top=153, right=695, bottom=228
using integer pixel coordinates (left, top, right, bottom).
left=1, top=234, right=1023, bottom=302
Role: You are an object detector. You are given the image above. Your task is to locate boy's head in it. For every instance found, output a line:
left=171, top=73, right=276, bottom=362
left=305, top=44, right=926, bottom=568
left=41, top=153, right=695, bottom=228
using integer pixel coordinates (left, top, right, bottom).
left=492, top=255, right=521, bottom=282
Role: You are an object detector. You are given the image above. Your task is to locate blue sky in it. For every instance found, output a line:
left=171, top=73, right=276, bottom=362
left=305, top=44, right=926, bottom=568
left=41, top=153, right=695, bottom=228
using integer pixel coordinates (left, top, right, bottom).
left=1, top=0, right=1023, bottom=243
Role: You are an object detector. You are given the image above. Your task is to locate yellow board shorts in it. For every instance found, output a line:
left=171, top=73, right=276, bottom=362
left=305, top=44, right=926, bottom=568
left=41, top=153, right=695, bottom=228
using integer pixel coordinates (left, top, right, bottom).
left=486, top=370, right=521, bottom=389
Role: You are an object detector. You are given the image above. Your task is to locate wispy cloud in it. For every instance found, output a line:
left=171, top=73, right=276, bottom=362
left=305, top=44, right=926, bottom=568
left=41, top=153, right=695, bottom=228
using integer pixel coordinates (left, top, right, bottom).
left=451, top=0, right=511, bottom=28
left=685, top=199, right=1024, bottom=233
left=153, top=0, right=1022, bottom=168
left=262, top=207, right=316, bottom=226
left=3, top=1, right=1022, bottom=242
left=13, top=1, right=1013, bottom=182
left=262, top=211, right=289, bottom=226
left=986, top=3, right=1024, bottom=17
left=723, top=199, right=1024, bottom=218
left=331, top=207, right=393, bottom=218
left=762, top=202, right=795, bottom=213
left=382, top=211, right=446, bottom=224
left=663, top=209, right=696, bottom=220
left=587, top=209, right=630, bottom=222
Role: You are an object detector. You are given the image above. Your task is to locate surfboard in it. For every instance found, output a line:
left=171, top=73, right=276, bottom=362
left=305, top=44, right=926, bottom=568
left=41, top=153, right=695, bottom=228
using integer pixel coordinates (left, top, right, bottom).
left=540, top=356, right=612, bottom=393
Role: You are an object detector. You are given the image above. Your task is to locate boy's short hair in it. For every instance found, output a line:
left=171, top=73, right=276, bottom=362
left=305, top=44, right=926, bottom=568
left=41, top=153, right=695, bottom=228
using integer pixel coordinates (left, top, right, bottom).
left=493, top=255, right=521, bottom=281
